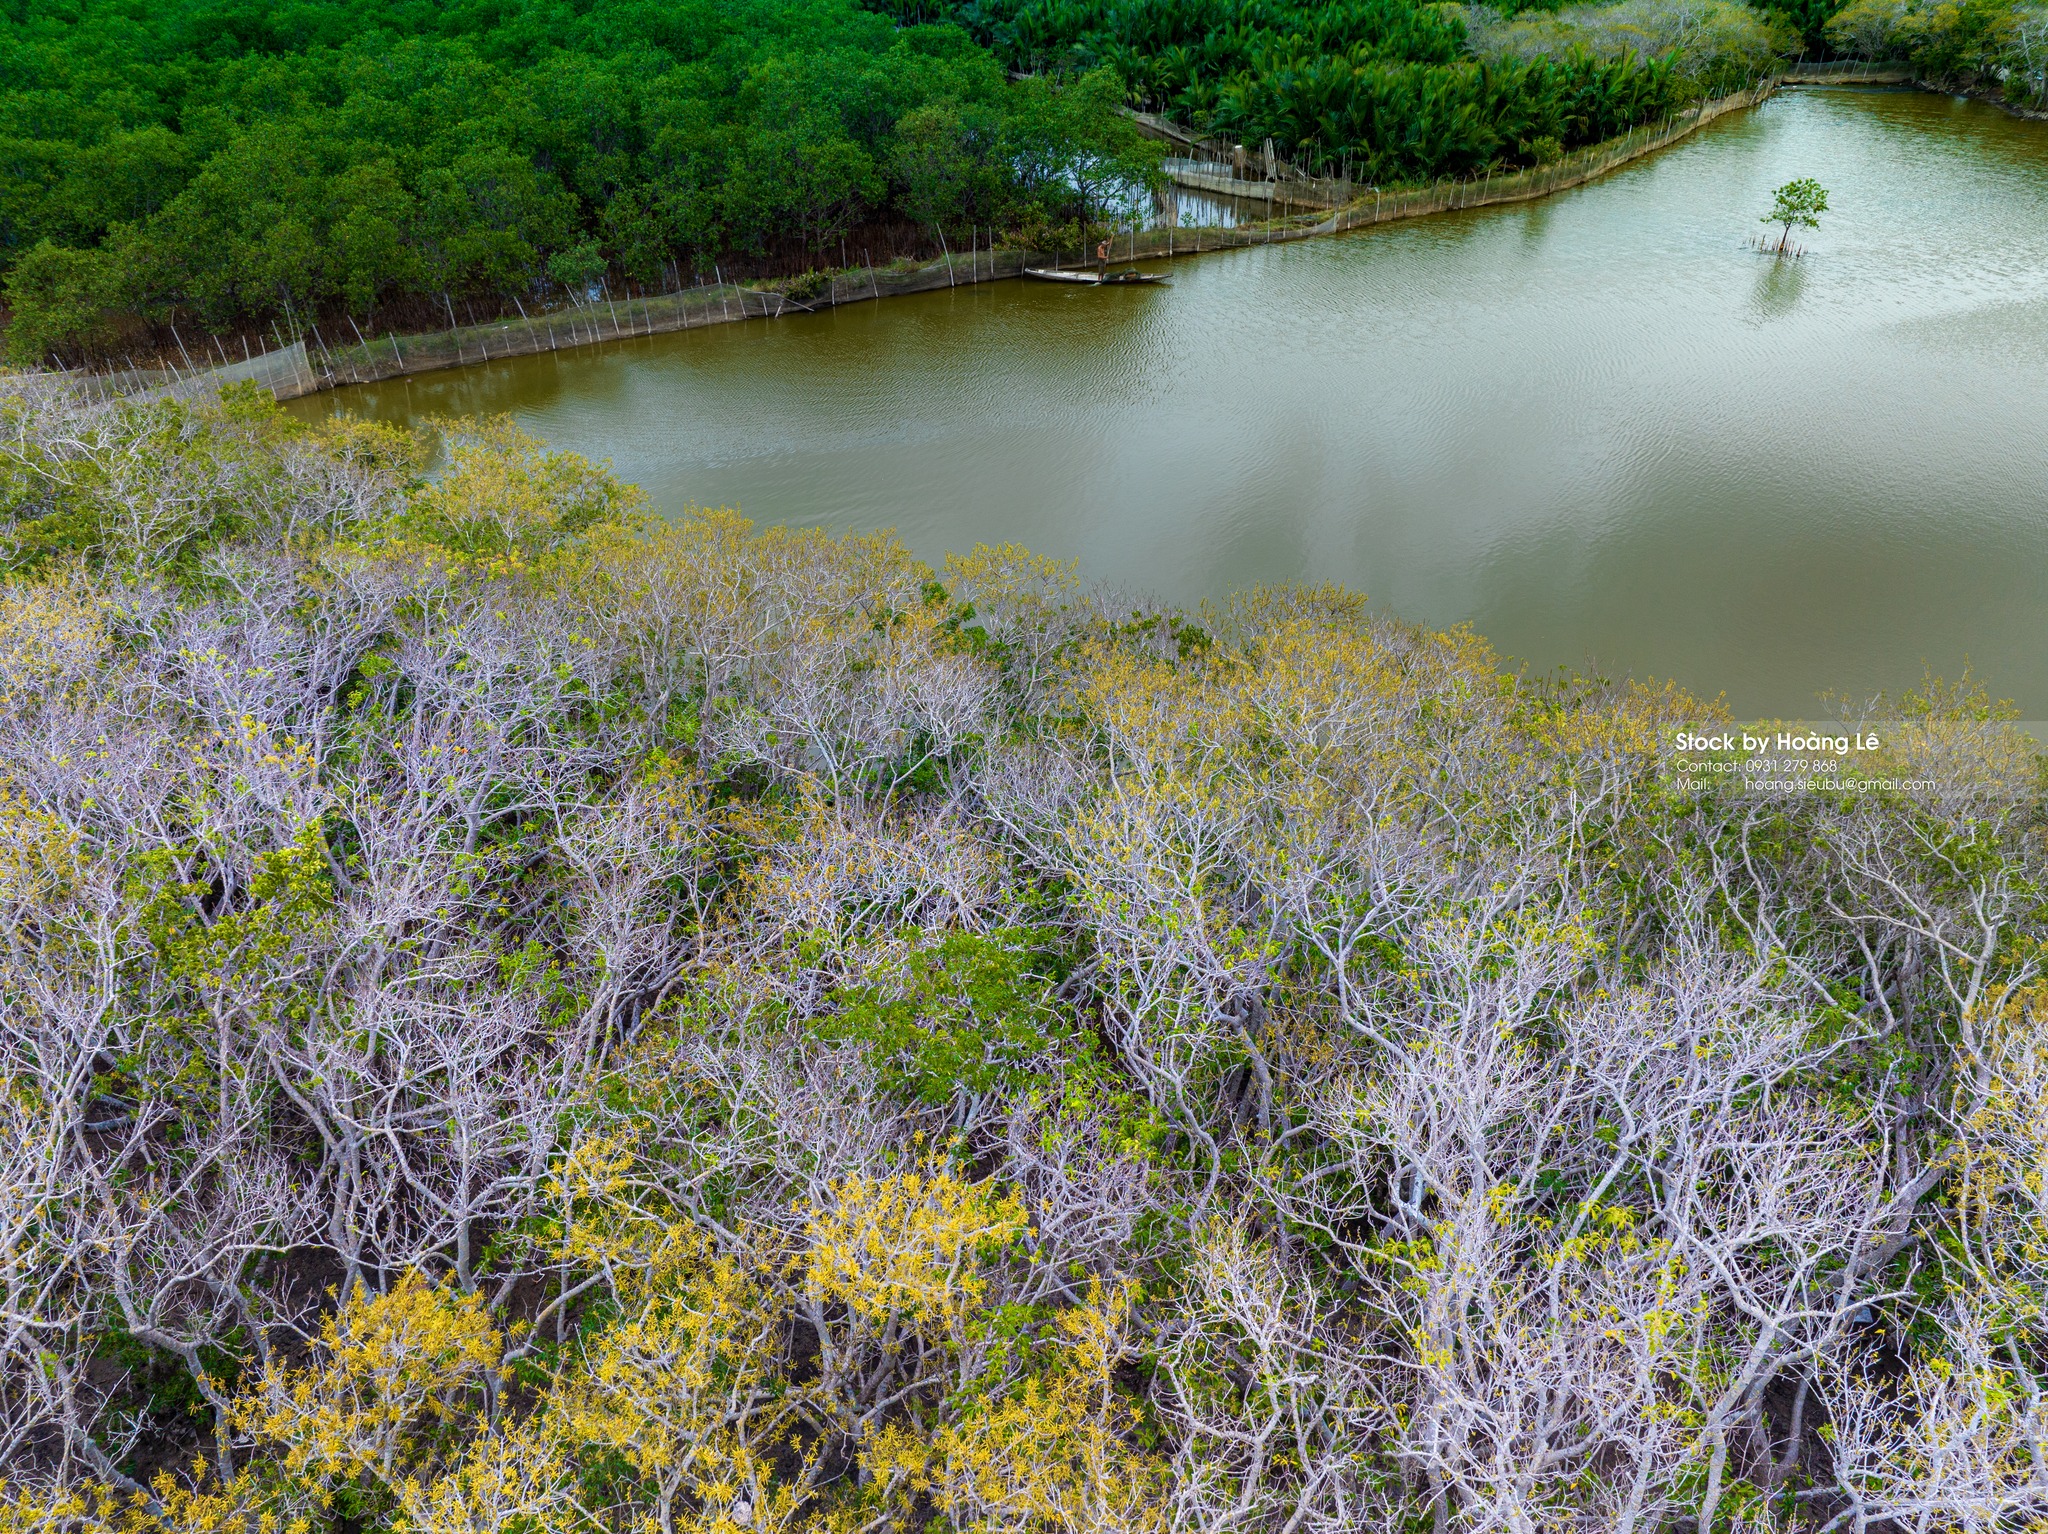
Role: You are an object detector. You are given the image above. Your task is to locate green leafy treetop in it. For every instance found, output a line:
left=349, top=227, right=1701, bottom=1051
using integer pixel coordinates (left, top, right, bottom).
left=1762, top=176, right=1829, bottom=254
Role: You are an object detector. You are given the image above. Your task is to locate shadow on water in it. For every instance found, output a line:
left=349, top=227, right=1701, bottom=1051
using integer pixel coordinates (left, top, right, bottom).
left=301, top=88, right=2048, bottom=716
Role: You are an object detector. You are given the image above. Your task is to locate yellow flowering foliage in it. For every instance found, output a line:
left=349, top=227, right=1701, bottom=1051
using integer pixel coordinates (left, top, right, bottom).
left=1950, top=988, right=2048, bottom=1337
left=943, top=543, right=1080, bottom=619
left=584, top=502, right=758, bottom=591
left=229, top=1273, right=504, bottom=1484
left=584, top=504, right=917, bottom=614
left=550, top=1226, right=790, bottom=1491
left=730, top=788, right=1004, bottom=974
left=549, top=1127, right=733, bottom=1285
left=142, top=1473, right=311, bottom=1534
left=807, top=1168, right=1029, bottom=1330
left=1074, top=640, right=1251, bottom=782
left=299, top=412, right=430, bottom=485
left=0, top=1472, right=314, bottom=1534
left=390, top=1422, right=577, bottom=1534
left=552, top=1131, right=642, bottom=1250
left=0, top=570, right=108, bottom=712
left=0, top=781, right=84, bottom=911
left=869, top=1284, right=1166, bottom=1534
left=0, top=1483, right=137, bottom=1534
left=403, top=417, right=646, bottom=560
left=578, top=505, right=917, bottom=670
left=640, top=749, right=713, bottom=837
left=1052, top=605, right=1554, bottom=1010
left=176, top=715, right=324, bottom=842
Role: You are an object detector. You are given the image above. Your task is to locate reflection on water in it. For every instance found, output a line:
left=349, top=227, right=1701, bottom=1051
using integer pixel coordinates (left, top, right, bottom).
left=298, top=88, right=2048, bottom=715
left=1149, top=186, right=1267, bottom=230
left=1747, top=252, right=1809, bottom=319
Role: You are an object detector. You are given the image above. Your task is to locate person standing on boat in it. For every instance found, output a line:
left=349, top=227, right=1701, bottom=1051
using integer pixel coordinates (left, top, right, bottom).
left=1097, top=238, right=1109, bottom=280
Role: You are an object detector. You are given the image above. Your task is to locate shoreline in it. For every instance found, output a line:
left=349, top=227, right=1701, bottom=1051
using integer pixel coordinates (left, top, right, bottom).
left=65, top=63, right=1920, bottom=407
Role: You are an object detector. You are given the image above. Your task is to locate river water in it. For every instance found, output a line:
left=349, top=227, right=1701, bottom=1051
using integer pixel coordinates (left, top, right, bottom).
left=300, top=87, right=2048, bottom=716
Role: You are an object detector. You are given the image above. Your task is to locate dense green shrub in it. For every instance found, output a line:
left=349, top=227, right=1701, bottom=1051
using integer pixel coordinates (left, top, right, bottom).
left=1826, top=0, right=2048, bottom=101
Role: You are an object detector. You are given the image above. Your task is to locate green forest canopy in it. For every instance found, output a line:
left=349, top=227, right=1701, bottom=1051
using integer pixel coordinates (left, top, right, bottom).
left=888, top=0, right=2048, bottom=182
left=0, top=0, right=1159, bottom=361
left=0, top=0, right=1795, bottom=366
left=881, top=0, right=1700, bottom=179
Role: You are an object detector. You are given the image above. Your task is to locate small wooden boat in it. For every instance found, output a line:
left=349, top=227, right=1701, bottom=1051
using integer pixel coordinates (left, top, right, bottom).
left=1022, top=267, right=1169, bottom=286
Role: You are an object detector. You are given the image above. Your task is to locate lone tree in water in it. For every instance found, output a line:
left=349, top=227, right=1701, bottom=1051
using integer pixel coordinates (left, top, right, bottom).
left=1762, top=177, right=1828, bottom=254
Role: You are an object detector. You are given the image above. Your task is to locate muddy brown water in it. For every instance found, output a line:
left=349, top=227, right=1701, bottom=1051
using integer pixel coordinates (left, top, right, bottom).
left=297, top=88, right=2048, bottom=715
